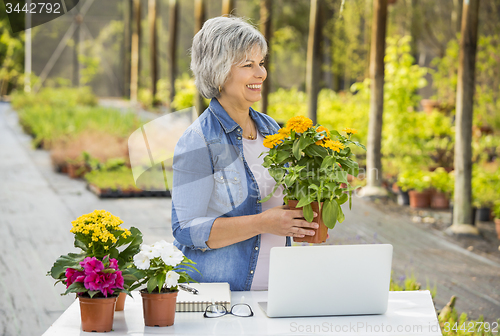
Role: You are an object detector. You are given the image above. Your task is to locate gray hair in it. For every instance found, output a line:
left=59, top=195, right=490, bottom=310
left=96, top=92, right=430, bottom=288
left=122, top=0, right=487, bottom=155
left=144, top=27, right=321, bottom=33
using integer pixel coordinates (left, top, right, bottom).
left=190, top=16, right=268, bottom=99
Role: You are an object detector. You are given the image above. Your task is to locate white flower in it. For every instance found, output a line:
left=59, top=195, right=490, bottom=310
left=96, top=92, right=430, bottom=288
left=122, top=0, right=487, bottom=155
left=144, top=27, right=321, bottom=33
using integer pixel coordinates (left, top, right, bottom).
left=152, top=240, right=171, bottom=249
left=161, top=246, right=184, bottom=266
left=165, top=270, right=180, bottom=288
left=133, top=252, right=150, bottom=270
left=141, top=244, right=161, bottom=259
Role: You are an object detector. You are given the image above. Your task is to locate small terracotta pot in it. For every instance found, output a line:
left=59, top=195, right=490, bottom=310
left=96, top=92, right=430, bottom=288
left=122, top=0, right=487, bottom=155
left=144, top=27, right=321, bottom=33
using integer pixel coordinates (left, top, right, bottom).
left=495, top=219, right=500, bottom=240
left=408, top=189, right=432, bottom=209
left=287, top=200, right=328, bottom=244
left=79, top=295, right=117, bottom=332
left=115, top=292, right=127, bottom=311
left=141, top=290, right=178, bottom=327
left=431, top=191, right=449, bottom=209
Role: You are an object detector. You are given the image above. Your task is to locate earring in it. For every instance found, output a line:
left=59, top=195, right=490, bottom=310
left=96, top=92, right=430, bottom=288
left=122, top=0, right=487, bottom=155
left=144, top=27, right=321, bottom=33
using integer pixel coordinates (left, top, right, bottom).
left=218, top=85, right=222, bottom=93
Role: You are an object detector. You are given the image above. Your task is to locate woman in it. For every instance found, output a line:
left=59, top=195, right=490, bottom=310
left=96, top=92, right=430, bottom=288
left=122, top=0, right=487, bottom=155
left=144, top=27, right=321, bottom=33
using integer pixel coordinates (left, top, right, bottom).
left=171, top=16, right=318, bottom=291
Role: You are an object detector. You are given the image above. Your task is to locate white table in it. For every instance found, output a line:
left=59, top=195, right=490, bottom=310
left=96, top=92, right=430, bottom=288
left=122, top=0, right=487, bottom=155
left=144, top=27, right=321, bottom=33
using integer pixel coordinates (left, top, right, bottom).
left=43, top=290, right=442, bottom=335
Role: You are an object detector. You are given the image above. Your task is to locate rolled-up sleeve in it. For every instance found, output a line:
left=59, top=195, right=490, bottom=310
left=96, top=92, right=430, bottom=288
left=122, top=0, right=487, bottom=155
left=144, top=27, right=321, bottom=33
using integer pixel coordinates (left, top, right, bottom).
left=171, top=128, right=217, bottom=251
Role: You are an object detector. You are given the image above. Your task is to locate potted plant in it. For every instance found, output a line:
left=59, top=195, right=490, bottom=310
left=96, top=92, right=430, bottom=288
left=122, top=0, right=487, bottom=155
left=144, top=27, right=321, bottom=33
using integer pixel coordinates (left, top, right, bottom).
left=48, top=210, right=143, bottom=332
left=397, top=169, right=432, bottom=208
left=127, top=240, right=199, bottom=327
left=492, top=201, right=500, bottom=240
left=430, top=167, right=454, bottom=209
left=261, top=116, right=365, bottom=243
left=472, top=165, right=498, bottom=222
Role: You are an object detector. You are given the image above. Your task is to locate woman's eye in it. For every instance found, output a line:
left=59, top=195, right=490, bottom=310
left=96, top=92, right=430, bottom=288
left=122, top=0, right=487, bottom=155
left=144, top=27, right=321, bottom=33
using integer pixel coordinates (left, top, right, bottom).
left=259, top=62, right=265, bottom=67
left=244, top=64, right=252, bottom=67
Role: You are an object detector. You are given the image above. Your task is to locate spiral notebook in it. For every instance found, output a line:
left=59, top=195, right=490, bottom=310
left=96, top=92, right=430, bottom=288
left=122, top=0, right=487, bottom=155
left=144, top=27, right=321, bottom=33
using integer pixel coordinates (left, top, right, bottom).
left=176, top=283, right=231, bottom=312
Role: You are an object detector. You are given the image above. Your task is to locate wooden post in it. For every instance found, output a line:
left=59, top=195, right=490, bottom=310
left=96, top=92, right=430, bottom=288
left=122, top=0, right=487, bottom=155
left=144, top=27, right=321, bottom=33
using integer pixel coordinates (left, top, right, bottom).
left=450, top=0, right=480, bottom=236
left=123, top=0, right=132, bottom=98
left=222, top=0, right=235, bottom=15
left=130, top=0, right=141, bottom=103
left=194, top=0, right=206, bottom=116
left=169, top=0, right=179, bottom=107
left=306, top=0, right=323, bottom=125
left=260, top=0, right=272, bottom=115
left=149, top=0, right=158, bottom=103
left=363, top=0, right=388, bottom=197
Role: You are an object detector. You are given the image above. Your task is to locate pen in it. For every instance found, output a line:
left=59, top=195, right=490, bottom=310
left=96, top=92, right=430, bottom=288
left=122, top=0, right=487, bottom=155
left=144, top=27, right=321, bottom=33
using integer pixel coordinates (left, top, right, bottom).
left=179, top=284, right=199, bottom=295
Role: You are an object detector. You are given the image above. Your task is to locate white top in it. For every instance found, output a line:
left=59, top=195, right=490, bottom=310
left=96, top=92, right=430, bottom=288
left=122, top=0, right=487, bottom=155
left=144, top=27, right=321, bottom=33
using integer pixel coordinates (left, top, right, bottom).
left=242, top=131, right=286, bottom=291
left=42, top=290, right=442, bottom=335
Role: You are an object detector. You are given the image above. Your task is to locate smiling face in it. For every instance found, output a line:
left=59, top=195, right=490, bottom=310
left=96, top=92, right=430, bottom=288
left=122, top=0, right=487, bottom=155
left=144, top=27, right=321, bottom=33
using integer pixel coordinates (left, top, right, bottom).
left=220, top=46, right=267, bottom=109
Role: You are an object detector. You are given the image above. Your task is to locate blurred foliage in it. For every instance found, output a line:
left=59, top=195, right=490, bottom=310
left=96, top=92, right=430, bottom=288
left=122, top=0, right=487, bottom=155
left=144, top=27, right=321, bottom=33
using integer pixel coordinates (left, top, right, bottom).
left=471, top=164, right=500, bottom=208
left=432, top=34, right=500, bottom=131
left=0, top=2, right=25, bottom=96
left=11, top=86, right=141, bottom=148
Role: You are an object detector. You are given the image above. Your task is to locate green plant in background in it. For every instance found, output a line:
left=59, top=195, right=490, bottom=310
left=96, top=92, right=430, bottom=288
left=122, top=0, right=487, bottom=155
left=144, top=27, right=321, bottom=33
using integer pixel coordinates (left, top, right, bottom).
left=431, top=168, right=454, bottom=196
left=11, top=87, right=140, bottom=148
left=492, top=201, right=500, bottom=220
left=0, top=10, right=25, bottom=96
left=471, top=164, right=500, bottom=209
left=171, top=73, right=209, bottom=111
left=397, top=169, right=432, bottom=192
left=433, top=34, right=500, bottom=131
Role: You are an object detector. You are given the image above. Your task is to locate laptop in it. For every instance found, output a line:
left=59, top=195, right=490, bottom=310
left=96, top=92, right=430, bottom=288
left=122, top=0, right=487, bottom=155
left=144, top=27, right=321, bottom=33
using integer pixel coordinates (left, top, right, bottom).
left=258, top=244, right=393, bottom=318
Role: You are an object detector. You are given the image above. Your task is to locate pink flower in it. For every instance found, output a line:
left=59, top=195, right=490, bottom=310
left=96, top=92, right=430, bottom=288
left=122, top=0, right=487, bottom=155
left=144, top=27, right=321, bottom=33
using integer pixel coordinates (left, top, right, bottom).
left=80, top=257, right=104, bottom=274
left=83, top=269, right=124, bottom=297
left=65, top=268, right=84, bottom=288
left=108, top=258, right=119, bottom=270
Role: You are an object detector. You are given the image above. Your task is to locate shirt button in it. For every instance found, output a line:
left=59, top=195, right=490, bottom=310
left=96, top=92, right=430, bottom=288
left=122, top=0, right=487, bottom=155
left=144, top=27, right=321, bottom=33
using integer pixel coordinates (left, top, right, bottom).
left=234, top=177, right=238, bottom=181
left=250, top=270, right=254, bottom=274
left=220, top=176, right=223, bottom=179
left=255, top=246, right=259, bottom=250
left=237, top=136, right=242, bottom=140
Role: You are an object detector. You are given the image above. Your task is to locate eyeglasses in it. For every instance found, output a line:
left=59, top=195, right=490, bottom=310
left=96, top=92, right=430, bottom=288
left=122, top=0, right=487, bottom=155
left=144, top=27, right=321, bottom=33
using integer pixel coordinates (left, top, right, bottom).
left=203, top=303, right=254, bottom=318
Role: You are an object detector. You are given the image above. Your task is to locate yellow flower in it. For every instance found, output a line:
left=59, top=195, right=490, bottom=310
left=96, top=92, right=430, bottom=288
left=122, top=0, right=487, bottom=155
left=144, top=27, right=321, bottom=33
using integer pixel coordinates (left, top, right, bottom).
left=263, top=133, right=286, bottom=149
left=316, top=126, right=329, bottom=135
left=324, top=140, right=345, bottom=152
left=286, top=116, right=313, bottom=133
left=278, top=126, right=291, bottom=137
left=343, top=128, right=358, bottom=135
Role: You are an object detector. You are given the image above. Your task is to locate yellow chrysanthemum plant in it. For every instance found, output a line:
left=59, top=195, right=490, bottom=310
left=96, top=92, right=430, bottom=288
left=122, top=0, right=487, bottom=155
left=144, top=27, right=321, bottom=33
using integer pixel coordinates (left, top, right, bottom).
left=261, top=116, right=365, bottom=231
left=48, top=210, right=144, bottom=297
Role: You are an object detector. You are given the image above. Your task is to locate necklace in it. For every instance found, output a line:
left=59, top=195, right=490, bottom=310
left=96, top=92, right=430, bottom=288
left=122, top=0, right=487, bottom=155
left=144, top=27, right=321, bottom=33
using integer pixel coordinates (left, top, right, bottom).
left=246, top=119, right=256, bottom=140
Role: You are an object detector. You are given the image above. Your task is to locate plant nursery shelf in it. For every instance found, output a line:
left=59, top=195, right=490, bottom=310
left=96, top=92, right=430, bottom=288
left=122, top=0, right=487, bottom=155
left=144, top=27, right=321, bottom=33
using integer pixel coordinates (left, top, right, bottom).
left=87, top=184, right=171, bottom=198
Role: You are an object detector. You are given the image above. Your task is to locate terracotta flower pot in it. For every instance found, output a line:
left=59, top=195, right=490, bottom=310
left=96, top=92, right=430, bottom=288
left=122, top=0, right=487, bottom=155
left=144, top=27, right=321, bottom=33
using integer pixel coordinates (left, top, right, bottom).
left=115, top=292, right=127, bottom=311
left=287, top=200, right=328, bottom=244
left=141, top=290, right=178, bottom=327
left=495, top=219, right=500, bottom=240
left=79, top=295, right=117, bottom=332
left=408, top=189, right=432, bottom=209
left=431, top=191, right=449, bottom=209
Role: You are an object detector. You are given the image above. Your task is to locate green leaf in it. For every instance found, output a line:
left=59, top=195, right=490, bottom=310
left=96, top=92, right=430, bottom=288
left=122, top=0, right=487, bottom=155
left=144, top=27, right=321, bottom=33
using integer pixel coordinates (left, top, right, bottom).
left=322, top=199, right=338, bottom=229
left=118, top=227, right=143, bottom=267
left=304, top=145, right=328, bottom=159
left=321, top=156, right=335, bottom=170
left=296, top=195, right=313, bottom=208
left=268, top=168, right=285, bottom=182
left=63, top=281, right=86, bottom=295
left=292, top=138, right=302, bottom=160
left=88, top=290, right=100, bottom=298
left=349, top=190, right=352, bottom=210
left=302, top=203, right=314, bottom=223
left=156, top=272, right=166, bottom=292
left=74, top=238, right=87, bottom=251
left=275, top=150, right=290, bottom=163
left=337, top=158, right=359, bottom=177
left=337, top=193, right=348, bottom=205
left=147, top=276, right=159, bottom=293
left=49, top=253, right=86, bottom=280
left=336, top=201, right=346, bottom=223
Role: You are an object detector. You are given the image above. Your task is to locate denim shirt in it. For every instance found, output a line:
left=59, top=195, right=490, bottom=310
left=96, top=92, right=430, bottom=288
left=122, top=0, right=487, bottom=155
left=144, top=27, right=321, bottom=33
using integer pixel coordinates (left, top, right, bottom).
left=171, top=98, right=291, bottom=291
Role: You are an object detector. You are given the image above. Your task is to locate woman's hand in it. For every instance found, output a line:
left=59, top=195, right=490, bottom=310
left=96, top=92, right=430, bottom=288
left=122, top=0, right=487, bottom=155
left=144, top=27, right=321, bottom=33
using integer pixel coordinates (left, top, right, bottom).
left=257, top=205, right=319, bottom=238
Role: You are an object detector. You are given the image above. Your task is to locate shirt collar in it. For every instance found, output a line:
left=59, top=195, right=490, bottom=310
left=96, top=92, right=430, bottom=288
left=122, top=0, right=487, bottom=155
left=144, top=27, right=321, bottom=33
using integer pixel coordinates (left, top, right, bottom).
left=208, top=98, right=272, bottom=135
